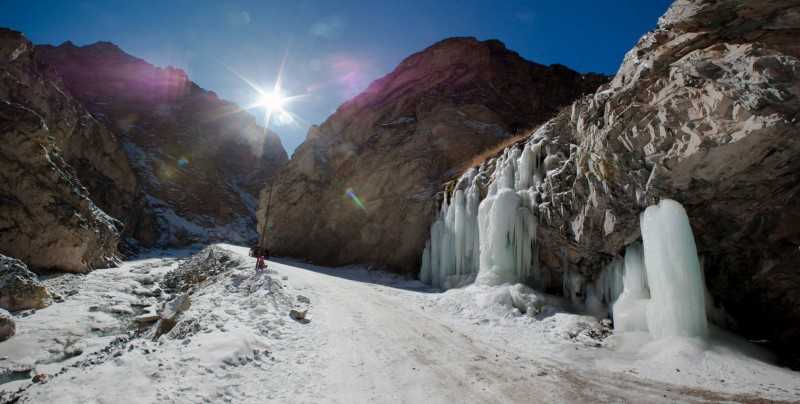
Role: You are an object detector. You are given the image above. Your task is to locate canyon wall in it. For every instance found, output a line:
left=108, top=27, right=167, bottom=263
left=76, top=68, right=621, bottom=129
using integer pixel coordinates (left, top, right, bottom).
left=424, top=0, right=800, bottom=367
left=261, top=37, right=606, bottom=271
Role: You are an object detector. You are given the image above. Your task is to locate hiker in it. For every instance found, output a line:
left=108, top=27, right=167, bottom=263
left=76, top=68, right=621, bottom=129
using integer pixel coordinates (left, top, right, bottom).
left=254, top=184, right=275, bottom=273
left=256, top=248, right=269, bottom=271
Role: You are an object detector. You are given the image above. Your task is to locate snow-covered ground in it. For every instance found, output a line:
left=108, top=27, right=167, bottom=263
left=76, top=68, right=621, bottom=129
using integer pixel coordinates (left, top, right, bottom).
left=1, top=245, right=798, bottom=403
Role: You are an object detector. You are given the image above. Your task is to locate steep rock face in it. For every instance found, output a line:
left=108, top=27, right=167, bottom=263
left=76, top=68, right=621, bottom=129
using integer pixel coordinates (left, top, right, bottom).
left=0, top=28, right=137, bottom=271
left=261, top=37, right=606, bottom=271
left=36, top=42, right=288, bottom=247
left=447, top=1, right=800, bottom=365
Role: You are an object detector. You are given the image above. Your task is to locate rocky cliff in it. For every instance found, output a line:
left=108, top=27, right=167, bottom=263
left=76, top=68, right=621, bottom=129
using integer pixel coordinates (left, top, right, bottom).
left=430, top=0, right=800, bottom=366
left=0, top=28, right=137, bottom=272
left=36, top=41, right=288, bottom=247
left=260, top=37, right=606, bottom=271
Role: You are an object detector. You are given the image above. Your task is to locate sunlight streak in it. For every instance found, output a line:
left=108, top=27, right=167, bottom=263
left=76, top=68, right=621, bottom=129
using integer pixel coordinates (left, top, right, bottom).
left=225, top=50, right=308, bottom=135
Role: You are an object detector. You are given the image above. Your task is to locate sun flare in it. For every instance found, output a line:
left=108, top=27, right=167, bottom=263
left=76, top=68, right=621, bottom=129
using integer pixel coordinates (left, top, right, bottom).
left=258, top=90, right=285, bottom=112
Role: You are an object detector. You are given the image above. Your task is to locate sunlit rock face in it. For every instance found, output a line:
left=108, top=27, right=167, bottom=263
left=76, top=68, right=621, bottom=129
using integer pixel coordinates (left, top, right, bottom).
left=432, top=0, right=800, bottom=366
left=0, top=28, right=135, bottom=272
left=36, top=41, right=288, bottom=247
left=261, top=37, right=607, bottom=272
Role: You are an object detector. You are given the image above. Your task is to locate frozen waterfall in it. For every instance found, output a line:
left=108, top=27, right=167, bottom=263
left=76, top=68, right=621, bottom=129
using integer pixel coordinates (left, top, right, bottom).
left=421, top=139, right=546, bottom=290
left=605, top=199, right=708, bottom=338
left=640, top=199, right=708, bottom=338
left=419, top=132, right=708, bottom=341
left=611, top=242, right=650, bottom=332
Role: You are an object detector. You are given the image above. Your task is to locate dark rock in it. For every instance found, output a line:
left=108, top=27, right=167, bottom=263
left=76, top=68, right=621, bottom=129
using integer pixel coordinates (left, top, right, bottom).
left=166, top=318, right=201, bottom=340
left=0, top=309, right=15, bottom=341
left=153, top=294, right=191, bottom=338
left=161, top=246, right=241, bottom=293
left=0, top=255, right=51, bottom=311
left=31, top=373, right=47, bottom=383
left=289, top=309, right=309, bottom=323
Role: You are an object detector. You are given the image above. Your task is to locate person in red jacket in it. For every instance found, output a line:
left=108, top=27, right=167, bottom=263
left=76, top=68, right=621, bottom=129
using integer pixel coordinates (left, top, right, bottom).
left=256, top=248, right=269, bottom=272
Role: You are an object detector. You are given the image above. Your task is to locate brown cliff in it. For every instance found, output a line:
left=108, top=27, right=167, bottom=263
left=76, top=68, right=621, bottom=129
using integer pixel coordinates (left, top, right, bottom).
left=260, top=37, right=606, bottom=272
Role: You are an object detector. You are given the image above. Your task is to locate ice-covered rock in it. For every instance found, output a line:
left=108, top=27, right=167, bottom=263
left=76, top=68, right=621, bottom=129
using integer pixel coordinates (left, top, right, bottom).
left=423, top=0, right=800, bottom=365
left=161, top=246, right=242, bottom=293
left=0, top=255, right=51, bottom=311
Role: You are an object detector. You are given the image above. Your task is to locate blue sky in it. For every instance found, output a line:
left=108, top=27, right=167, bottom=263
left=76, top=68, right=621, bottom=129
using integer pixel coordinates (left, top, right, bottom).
left=0, top=0, right=672, bottom=155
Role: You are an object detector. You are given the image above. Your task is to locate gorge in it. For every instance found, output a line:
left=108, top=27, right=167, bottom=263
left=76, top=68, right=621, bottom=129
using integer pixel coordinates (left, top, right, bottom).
left=0, top=0, right=798, bottom=402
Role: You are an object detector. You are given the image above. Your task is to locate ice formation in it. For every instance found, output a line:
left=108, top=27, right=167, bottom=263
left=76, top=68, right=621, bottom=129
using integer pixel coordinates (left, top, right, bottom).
left=611, top=242, right=650, bottom=332
left=419, top=130, right=708, bottom=341
left=420, top=137, right=547, bottom=290
left=640, top=199, right=708, bottom=338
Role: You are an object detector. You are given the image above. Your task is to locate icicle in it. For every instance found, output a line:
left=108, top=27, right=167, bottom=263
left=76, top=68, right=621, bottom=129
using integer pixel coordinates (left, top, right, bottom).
left=641, top=199, right=708, bottom=338
left=429, top=218, right=443, bottom=288
left=517, top=145, right=534, bottom=190
left=420, top=241, right=431, bottom=284
left=612, top=242, right=650, bottom=332
left=562, top=270, right=584, bottom=306
left=420, top=137, right=545, bottom=290
left=453, top=189, right=466, bottom=276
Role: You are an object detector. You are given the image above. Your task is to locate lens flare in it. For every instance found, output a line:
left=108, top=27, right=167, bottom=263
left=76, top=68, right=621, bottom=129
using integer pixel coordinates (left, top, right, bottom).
left=225, top=50, right=310, bottom=136
left=258, top=90, right=285, bottom=112
left=345, top=188, right=366, bottom=211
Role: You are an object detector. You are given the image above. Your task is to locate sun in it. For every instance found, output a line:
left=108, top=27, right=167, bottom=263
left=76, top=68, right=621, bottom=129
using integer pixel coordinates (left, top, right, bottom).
left=258, top=90, right=285, bottom=112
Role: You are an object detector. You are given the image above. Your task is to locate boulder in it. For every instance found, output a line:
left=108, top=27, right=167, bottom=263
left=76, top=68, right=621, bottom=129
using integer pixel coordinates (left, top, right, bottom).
left=161, top=246, right=241, bottom=293
left=0, top=255, right=51, bottom=311
left=0, top=309, right=15, bottom=341
left=289, top=309, right=309, bottom=323
left=154, top=294, right=191, bottom=338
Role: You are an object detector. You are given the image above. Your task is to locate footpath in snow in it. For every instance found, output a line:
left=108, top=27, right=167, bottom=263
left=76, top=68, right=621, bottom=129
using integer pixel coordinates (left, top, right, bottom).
left=1, top=244, right=798, bottom=403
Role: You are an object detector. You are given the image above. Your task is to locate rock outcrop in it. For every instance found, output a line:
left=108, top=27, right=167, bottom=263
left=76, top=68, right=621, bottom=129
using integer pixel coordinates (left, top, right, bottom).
left=0, top=309, right=14, bottom=341
left=435, top=1, right=800, bottom=366
left=36, top=41, right=288, bottom=247
left=0, top=28, right=137, bottom=271
left=0, top=255, right=51, bottom=311
left=261, top=37, right=606, bottom=272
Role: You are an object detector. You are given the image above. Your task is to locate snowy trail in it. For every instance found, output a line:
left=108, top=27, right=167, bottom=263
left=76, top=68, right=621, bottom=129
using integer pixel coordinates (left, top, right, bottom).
left=277, top=260, right=559, bottom=403
left=263, top=257, right=781, bottom=403
left=2, top=245, right=798, bottom=403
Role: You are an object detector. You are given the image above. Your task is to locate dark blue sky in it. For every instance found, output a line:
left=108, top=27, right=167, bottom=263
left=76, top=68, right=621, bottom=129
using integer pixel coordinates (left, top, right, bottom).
left=0, top=0, right=672, bottom=154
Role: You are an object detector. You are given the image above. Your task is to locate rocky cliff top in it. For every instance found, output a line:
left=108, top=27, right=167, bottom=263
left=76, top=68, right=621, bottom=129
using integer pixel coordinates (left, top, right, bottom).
left=328, top=37, right=607, bottom=139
